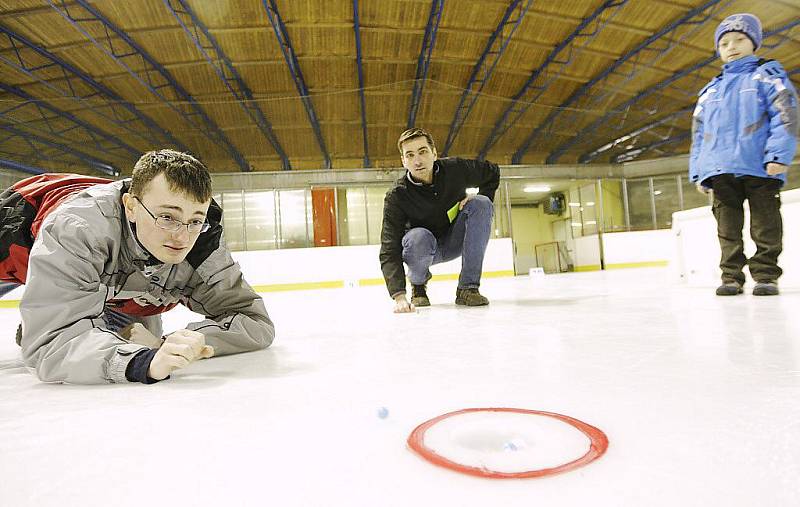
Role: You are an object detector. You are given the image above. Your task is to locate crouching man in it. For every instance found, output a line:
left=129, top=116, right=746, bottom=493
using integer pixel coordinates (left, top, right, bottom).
left=379, top=128, right=500, bottom=313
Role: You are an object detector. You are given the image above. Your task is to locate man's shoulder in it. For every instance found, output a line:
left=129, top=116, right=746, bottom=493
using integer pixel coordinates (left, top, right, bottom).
left=44, top=181, right=123, bottom=232
left=385, top=176, right=409, bottom=197
left=437, top=157, right=497, bottom=171
left=36, top=203, right=118, bottom=260
left=80, top=180, right=125, bottom=215
left=437, top=156, right=469, bottom=169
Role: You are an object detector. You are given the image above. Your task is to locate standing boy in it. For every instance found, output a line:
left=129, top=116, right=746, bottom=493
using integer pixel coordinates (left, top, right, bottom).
left=689, top=13, right=798, bottom=296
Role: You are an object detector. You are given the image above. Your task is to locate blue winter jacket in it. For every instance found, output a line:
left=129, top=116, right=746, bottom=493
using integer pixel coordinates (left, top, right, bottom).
left=689, top=55, right=798, bottom=187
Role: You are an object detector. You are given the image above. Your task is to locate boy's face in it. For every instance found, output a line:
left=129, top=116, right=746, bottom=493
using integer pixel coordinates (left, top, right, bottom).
left=400, top=136, right=438, bottom=184
left=718, top=31, right=755, bottom=63
left=123, top=173, right=211, bottom=264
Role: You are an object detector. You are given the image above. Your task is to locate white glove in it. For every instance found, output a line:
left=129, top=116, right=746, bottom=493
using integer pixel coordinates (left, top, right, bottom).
left=147, top=329, right=214, bottom=380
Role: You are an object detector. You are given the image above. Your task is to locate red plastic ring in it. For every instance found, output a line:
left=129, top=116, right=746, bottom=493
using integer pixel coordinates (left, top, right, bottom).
left=407, top=407, right=609, bottom=479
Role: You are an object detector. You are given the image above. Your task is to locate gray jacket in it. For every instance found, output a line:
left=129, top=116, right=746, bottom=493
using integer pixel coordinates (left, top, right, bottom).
left=19, top=179, right=274, bottom=384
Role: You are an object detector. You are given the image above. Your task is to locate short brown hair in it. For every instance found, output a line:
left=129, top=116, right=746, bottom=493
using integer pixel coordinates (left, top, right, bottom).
left=397, top=127, right=436, bottom=155
left=130, top=149, right=212, bottom=203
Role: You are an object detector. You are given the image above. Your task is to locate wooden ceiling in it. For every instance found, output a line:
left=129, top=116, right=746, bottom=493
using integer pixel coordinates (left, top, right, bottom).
left=1, top=0, right=798, bottom=176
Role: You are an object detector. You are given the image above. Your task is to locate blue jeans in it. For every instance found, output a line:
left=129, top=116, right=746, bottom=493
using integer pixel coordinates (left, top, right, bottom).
left=0, top=282, right=19, bottom=298
left=401, top=195, right=493, bottom=289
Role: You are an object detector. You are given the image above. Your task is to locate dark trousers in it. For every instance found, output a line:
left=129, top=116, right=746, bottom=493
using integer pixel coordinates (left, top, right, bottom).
left=710, top=174, right=782, bottom=284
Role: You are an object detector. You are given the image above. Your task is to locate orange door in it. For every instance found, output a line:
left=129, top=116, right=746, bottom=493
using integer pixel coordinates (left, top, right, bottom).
left=311, top=188, right=337, bottom=247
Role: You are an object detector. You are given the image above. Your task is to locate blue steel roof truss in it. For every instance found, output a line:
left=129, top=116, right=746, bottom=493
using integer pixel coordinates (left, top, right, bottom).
left=0, top=122, right=119, bottom=176
left=0, top=24, right=185, bottom=152
left=353, top=0, right=371, bottom=168
left=612, top=132, right=691, bottom=163
left=165, top=0, right=291, bottom=170
left=262, top=0, right=330, bottom=169
left=407, top=0, right=444, bottom=129
left=0, top=90, right=139, bottom=165
left=0, top=82, right=140, bottom=163
left=574, top=58, right=713, bottom=163
left=442, top=0, right=533, bottom=156
left=510, top=0, right=729, bottom=164
left=0, top=158, right=48, bottom=176
left=476, top=0, right=629, bottom=160
left=581, top=105, right=692, bottom=163
left=48, top=0, right=252, bottom=172
left=551, top=5, right=737, bottom=165
left=590, top=19, right=800, bottom=164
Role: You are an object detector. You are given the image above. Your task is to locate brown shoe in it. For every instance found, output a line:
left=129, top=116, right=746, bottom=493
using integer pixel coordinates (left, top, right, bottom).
left=715, top=282, right=743, bottom=296
left=410, top=284, right=430, bottom=307
left=455, top=288, right=489, bottom=306
left=752, top=281, right=779, bottom=296
left=15, top=323, right=22, bottom=346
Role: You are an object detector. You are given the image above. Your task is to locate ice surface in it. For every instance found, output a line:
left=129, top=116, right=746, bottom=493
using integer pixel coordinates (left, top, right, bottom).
left=1, top=268, right=799, bottom=506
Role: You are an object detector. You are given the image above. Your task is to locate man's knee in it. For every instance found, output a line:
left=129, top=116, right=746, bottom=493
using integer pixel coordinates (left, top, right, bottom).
left=402, top=227, right=436, bottom=253
left=464, top=194, right=493, bottom=215
left=466, top=194, right=492, bottom=208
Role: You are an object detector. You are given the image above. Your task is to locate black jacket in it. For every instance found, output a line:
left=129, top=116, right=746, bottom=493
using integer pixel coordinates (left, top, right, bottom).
left=379, top=157, right=500, bottom=297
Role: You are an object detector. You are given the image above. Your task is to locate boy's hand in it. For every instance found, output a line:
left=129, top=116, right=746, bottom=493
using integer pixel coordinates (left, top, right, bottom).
left=766, top=162, right=787, bottom=175
left=147, top=330, right=214, bottom=380
left=695, top=183, right=711, bottom=195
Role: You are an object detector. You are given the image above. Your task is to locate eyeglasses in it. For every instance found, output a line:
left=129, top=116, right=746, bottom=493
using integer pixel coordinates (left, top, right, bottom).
left=134, top=196, right=210, bottom=234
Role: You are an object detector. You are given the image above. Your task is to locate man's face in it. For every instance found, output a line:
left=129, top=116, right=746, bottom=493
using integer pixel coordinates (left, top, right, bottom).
left=400, top=136, right=437, bottom=183
left=123, top=173, right=211, bottom=264
left=718, top=31, right=755, bottom=63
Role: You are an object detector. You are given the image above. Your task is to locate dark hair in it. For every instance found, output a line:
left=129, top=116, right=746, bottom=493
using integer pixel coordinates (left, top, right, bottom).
left=130, top=149, right=212, bottom=203
left=397, top=128, right=436, bottom=155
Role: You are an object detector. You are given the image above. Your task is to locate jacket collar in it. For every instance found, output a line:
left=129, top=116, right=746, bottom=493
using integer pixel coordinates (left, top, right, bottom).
left=722, top=54, right=758, bottom=74
left=125, top=220, right=163, bottom=267
left=120, top=179, right=163, bottom=267
left=405, top=160, right=440, bottom=186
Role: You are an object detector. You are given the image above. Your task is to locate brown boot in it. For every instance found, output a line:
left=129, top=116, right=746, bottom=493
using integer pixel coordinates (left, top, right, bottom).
left=410, top=284, right=430, bottom=307
left=455, top=288, right=489, bottom=306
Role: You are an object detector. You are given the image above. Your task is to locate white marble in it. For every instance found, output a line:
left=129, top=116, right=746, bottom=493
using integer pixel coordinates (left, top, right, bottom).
left=1, top=268, right=799, bottom=506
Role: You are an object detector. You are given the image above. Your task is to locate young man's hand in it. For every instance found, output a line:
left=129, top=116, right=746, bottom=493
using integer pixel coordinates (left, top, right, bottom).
left=147, top=329, right=214, bottom=380
left=120, top=323, right=162, bottom=348
left=393, top=294, right=416, bottom=313
left=458, top=194, right=475, bottom=210
left=696, top=183, right=711, bottom=195
left=766, top=162, right=787, bottom=175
